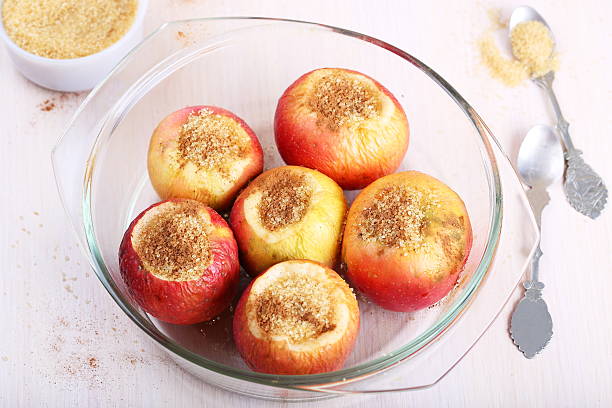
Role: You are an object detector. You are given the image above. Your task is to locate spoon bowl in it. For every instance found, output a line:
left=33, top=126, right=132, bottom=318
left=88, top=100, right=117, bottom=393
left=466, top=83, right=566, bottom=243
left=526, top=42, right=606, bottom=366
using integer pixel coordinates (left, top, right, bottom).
left=509, top=5, right=555, bottom=45
left=517, top=125, right=564, bottom=188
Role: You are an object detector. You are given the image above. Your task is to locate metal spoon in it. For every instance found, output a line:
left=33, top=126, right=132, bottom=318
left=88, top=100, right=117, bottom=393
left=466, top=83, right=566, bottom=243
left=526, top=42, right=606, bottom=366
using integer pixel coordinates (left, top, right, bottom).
left=509, top=6, right=608, bottom=219
left=510, top=124, right=564, bottom=358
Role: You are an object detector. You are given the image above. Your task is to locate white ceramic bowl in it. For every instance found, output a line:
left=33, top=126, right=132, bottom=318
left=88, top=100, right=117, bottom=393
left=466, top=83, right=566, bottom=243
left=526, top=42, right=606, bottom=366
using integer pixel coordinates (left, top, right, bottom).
left=0, top=0, right=148, bottom=92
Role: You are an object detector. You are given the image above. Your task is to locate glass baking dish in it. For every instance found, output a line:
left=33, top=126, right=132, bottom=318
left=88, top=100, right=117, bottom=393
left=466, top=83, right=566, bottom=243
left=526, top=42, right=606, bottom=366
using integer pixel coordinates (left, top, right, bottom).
left=52, top=17, right=538, bottom=401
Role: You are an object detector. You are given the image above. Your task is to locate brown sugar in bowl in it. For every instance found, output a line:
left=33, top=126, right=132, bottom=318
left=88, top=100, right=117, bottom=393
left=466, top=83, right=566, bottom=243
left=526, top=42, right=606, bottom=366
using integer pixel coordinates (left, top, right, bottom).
left=0, top=0, right=148, bottom=91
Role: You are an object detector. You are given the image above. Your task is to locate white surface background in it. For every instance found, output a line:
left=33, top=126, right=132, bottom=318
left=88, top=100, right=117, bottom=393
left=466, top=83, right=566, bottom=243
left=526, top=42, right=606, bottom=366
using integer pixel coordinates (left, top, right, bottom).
left=1, top=0, right=611, bottom=406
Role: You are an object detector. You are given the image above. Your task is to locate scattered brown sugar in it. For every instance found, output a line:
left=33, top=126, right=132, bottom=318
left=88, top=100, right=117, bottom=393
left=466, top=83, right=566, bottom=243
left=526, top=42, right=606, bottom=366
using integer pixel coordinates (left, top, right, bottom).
left=479, top=35, right=529, bottom=86
left=133, top=201, right=212, bottom=281
left=257, top=169, right=312, bottom=231
left=479, top=17, right=558, bottom=86
left=357, top=185, right=439, bottom=250
left=255, top=272, right=336, bottom=342
left=175, top=29, right=195, bottom=47
left=2, top=0, right=138, bottom=59
left=36, top=92, right=87, bottom=113
left=38, top=99, right=56, bottom=112
left=511, top=21, right=559, bottom=78
left=487, top=8, right=507, bottom=30
left=177, top=108, right=249, bottom=175
left=88, top=357, right=98, bottom=369
left=308, top=71, right=381, bottom=130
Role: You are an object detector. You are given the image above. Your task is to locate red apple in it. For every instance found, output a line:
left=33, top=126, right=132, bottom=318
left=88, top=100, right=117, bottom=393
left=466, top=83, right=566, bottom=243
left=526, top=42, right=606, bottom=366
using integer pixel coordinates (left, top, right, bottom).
left=342, top=171, right=472, bottom=312
left=233, top=260, right=359, bottom=374
left=274, top=68, right=409, bottom=190
left=119, top=199, right=240, bottom=324
left=148, top=106, right=263, bottom=210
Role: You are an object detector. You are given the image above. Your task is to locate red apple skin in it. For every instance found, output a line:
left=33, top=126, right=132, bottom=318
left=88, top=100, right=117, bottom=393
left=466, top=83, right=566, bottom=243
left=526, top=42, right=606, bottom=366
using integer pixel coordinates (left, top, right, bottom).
left=274, top=68, right=409, bottom=190
left=344, top=242, right=470, bottom=312
left=119, top=199, right=240, bottom=325
left=148, top=106, right=264, bottom=210
left=233, top=260, right=359, bottom=374
left=342, top=171, right=473, bottom=312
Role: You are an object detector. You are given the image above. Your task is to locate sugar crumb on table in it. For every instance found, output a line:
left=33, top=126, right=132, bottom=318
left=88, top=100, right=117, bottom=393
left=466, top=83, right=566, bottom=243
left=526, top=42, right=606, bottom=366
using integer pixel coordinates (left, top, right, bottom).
left=38, top=100, right=56, bottom=112
left=37, top=92, right=88, bottom=112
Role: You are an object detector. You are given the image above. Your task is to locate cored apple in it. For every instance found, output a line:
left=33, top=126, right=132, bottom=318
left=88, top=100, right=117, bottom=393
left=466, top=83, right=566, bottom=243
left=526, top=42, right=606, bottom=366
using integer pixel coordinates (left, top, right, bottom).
left=233, top=260, right=359, bottom=374
left=147, top=106, right=263, bottom=210
left=274, top=68, right=409, bottom=190
left=229, top=165, right=346, bottom=276
left=342, top=171, right=472, bottom=312
left=119, top=199, right=240, bottom=325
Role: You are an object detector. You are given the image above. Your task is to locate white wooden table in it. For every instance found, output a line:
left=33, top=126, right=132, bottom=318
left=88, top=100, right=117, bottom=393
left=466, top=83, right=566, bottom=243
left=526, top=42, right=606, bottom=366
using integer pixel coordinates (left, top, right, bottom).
left=1, top=0, right=611, bottom=406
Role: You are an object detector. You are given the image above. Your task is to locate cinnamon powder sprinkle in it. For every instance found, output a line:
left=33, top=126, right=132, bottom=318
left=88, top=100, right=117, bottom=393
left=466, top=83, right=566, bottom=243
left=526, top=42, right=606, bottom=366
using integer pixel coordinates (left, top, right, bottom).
left=358, top=185, right=439, bottom=250
left=257, top=169, right=313, bottom=231
left=133, top=201, right=211, bottom=281
left=307, top=71, right=381, bottom=130
left=255, top=272, right=336, bottom=343
left=177, top=109, right=249, bottom=175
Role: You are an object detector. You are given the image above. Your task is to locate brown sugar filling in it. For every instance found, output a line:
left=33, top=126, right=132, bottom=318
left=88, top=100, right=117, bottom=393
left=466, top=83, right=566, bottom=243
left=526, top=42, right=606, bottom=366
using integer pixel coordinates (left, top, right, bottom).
left=357, top=185, right=439, bottom=250
left=307, top=71, right=382, bottom=130
left=133, top=202, right=211, bottom=281
left=177, top=109, right=249, bottom=175
left=255, top=272, right=336, bottom=343
left=257, top=169, right=313, bottom=231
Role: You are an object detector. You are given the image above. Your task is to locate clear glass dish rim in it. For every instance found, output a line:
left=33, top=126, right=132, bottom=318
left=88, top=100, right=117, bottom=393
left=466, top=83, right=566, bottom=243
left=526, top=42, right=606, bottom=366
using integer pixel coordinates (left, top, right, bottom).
left=68, top=17, right=504, bottom=389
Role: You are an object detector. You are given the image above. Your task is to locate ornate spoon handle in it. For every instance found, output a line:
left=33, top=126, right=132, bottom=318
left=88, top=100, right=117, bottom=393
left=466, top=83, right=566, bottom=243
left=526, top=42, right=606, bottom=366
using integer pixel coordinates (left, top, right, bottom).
left=534, top=72, right=573, bottom=150
left=534, top=72, right=608, bottom=219
left=510, top=245, right=553, bottom=358
left=510, top=187, right=553, bottom=358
